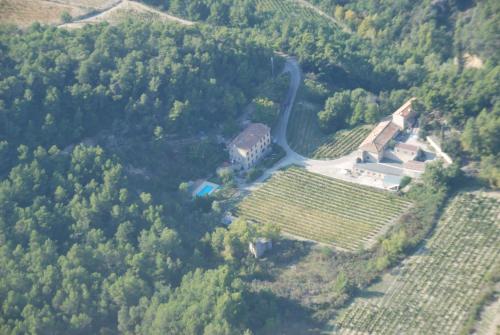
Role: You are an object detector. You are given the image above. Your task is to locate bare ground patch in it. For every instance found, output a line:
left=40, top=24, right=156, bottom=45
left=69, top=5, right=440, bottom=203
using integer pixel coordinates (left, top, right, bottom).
left=60, top=0, right=194, bottom=29
left=0, top=0, right=88, bottom=27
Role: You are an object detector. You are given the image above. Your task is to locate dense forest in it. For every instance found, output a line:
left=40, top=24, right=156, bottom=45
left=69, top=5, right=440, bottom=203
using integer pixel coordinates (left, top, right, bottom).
left=0, top=21, right=286, bottom=334
left=0, top=0, right=498, bottom=334
left=0, top=22, right=276, bottom=169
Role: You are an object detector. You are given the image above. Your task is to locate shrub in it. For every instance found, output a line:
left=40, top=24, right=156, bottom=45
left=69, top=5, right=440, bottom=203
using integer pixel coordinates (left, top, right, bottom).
left=60, top=11, right=72, bottom=23
left=399, top=176, right=412, bottom=189
left=246, top=167, right=264, bottom=182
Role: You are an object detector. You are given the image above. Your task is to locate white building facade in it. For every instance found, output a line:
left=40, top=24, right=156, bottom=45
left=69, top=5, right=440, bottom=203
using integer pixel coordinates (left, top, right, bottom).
left=229, top=123, right=271, bottom=170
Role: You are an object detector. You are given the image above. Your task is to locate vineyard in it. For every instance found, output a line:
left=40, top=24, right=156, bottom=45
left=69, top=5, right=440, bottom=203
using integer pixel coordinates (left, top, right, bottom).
left=287, top=101, right=371, bottom=159
left=256, top=0, right=320, bottom=20
left=334, top=193, right=500, bottom=334
left=287, top=101, right=326, bottom=156
left=311, top=126, right=372, bottom=159
left=237, top=167, right=411, bottom=251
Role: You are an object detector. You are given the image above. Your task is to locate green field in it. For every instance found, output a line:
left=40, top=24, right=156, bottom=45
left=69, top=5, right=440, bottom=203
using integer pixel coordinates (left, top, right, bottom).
left=238, top=167, right=411, bottom=251
left=287, top=101, right=372, bottom=159
left=334, top=193, right=500, bottom=334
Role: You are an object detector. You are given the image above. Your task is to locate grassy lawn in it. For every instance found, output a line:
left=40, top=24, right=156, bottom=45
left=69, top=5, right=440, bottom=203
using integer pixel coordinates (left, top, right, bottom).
left=237, top=167, right=411, bottom=251
left=334, top=192, right=500, bottom=334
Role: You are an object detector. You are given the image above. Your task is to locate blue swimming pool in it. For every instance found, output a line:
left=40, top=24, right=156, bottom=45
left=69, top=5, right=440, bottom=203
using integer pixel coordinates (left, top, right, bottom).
left=196, top=184, right=216, bottom=197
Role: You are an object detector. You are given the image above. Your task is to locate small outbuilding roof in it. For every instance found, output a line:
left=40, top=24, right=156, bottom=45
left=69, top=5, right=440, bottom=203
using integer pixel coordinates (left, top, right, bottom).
left=403, top=160, right=426, bottom=172
left=395, top=143, right=420, bottom=152
left=230, top=123, right=270, bottom=151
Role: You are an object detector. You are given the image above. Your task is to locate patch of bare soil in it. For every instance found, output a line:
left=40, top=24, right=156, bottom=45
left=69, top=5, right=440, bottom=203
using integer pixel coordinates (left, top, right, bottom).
left=0, top=0, right=87, bottom=27
left=464, top=53, right=485, bottom=69
left=60, top=0, right=194, bottom=29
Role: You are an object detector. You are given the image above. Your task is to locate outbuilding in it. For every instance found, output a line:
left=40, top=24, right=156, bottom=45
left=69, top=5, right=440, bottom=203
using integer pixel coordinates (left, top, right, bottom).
left=249, top=238, right=272, bottom=258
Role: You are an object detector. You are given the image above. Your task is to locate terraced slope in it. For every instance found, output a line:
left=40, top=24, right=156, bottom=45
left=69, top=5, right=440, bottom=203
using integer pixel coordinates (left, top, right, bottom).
left=334, top=193, right=500, bottom=334
left=238, top=167, right=411, bottom=251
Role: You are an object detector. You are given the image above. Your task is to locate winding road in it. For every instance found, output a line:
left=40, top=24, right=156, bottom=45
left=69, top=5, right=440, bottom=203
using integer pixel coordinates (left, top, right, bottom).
left=246, top=57, right=359, bottom=190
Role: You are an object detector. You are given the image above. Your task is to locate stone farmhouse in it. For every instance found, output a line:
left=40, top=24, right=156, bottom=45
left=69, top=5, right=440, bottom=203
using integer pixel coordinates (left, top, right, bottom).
left=357, top=97, right=417, bottom=163
left=358, top=120, right=401, bottom=162
left=229, top=123, right=271, bottom=170
left=353, top=98, right=428, bottom=190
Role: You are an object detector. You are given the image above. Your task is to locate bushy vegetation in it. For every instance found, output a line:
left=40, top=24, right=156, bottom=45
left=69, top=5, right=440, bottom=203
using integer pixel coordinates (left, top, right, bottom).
left=0, top=21, right=274, bottom=176
left=0, top=21, right=287, bottom=334
left=238, top=167, right=411, bottom=251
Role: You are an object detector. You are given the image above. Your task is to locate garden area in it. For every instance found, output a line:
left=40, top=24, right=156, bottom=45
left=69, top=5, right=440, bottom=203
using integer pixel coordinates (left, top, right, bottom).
left=334, top=192, right=500, bottom=334
left=237, top=167, right=411, bottom=251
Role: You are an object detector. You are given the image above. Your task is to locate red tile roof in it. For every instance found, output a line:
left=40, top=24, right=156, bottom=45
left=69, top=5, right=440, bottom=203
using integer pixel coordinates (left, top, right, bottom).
left=393, top=97, right=417, bottom=119
left=359, top=121, right=400, bottom=154
left=403, top=160, right=426, bottom=172
left=395, top=143, right=420, bottom=152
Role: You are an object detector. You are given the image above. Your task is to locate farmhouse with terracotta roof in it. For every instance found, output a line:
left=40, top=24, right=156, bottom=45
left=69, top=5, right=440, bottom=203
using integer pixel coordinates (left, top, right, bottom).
left=229, top=123, right=271, bottom=170
left=357, top=98, right=417, bottom=162
left=358, top=120, right=400, bottom=162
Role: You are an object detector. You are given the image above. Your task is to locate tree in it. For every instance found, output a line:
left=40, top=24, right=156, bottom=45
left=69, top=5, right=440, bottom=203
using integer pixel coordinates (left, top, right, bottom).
left=169, top=100, right=190, bottom=126
left=153, top=126, right=164, bottom=140
left=318, top=92, right=351, bottom=132
left=60, top=11, right=72, bottom=23
left=251, top=97, right=278, bottom=126
left=461, top=118, right=481, bottom=156
left=217, top=167, right=234, bottom=185
left=479, top=155, right=500, bottom=188
left=142, top=267, right=245, bottom=335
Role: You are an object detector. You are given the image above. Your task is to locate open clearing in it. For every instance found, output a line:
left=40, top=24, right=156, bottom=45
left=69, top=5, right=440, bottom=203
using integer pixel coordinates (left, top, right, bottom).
left=60, top=0, right=194, bottom=29
left=0, top=0, right=91, bottom=27
left=0, top=0, right=192, bottom=29
left=238, top=167, right=411, bottom=251
left=333, top=192, right=500, bottom=334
